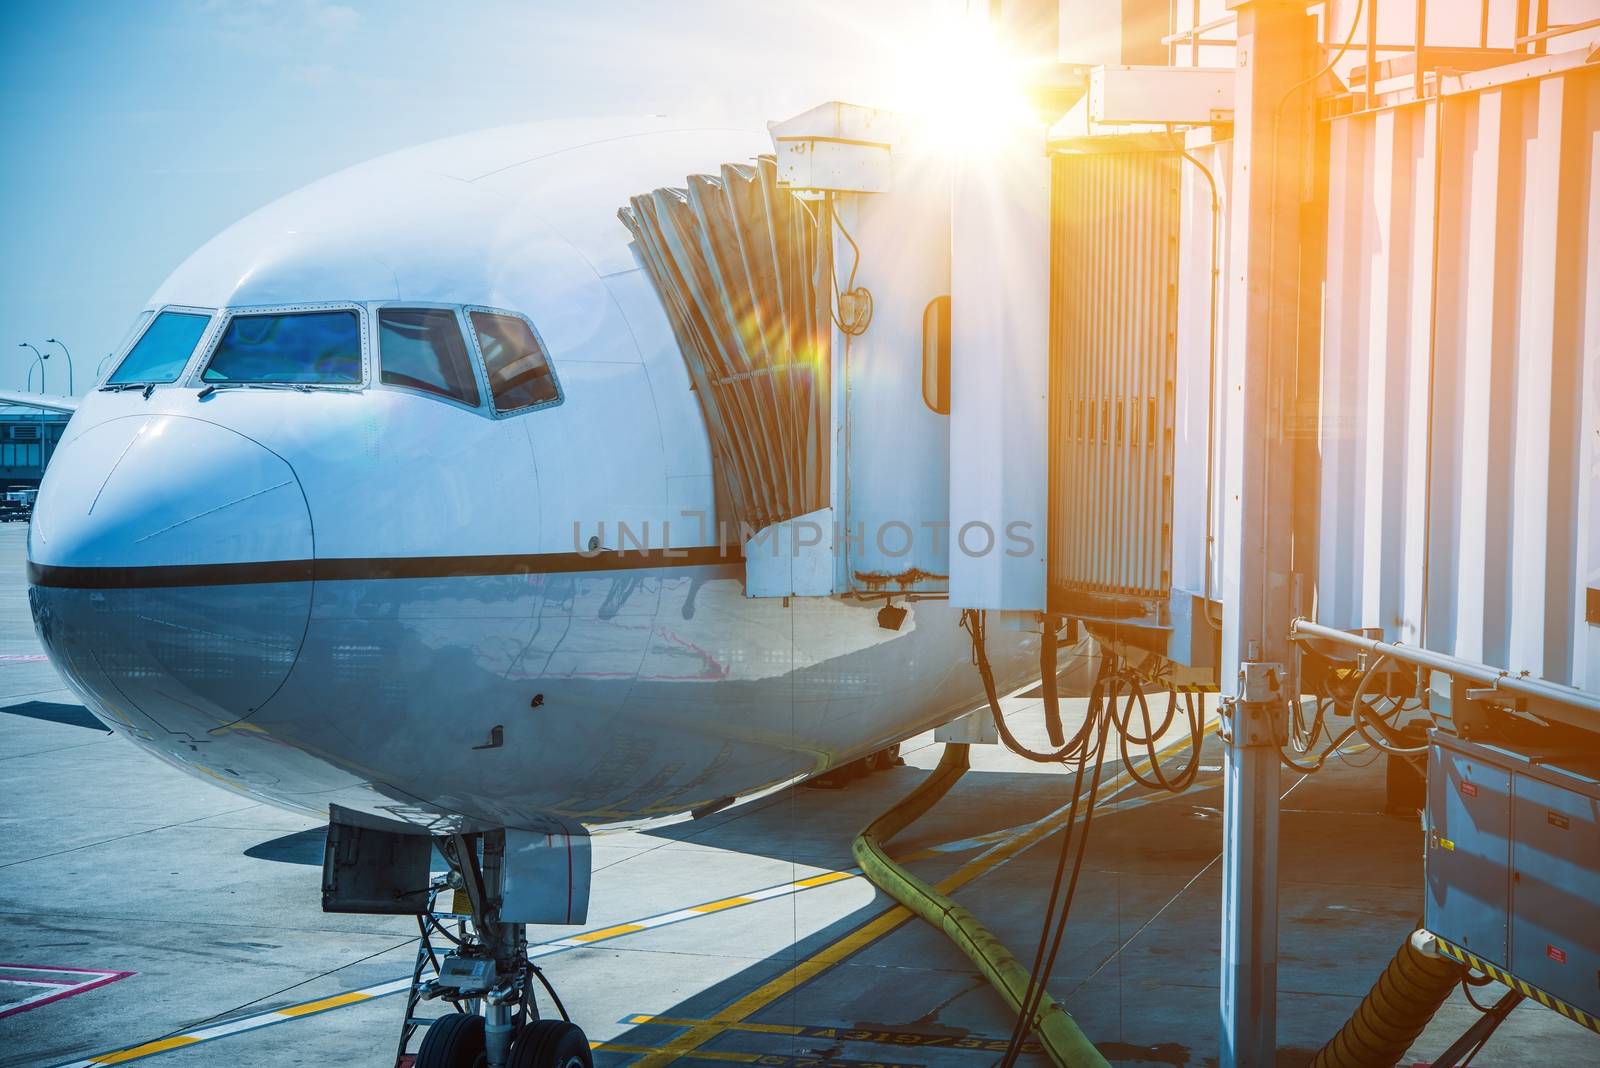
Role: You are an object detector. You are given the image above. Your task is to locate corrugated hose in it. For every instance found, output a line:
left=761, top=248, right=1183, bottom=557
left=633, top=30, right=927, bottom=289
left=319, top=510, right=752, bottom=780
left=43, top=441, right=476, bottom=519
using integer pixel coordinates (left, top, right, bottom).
left=1309, top=929, right=1466, bottom=1067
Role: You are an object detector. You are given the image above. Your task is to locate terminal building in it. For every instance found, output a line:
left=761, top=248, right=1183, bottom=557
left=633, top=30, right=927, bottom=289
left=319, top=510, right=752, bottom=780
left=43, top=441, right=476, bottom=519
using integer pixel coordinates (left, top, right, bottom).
left=0, top=404, right=69, bottom=492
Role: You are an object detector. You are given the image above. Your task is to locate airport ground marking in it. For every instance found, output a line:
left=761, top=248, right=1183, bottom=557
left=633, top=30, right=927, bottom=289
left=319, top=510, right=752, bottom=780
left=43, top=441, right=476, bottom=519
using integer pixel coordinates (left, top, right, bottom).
left=0, top=965, right=135, bottom=1020
left=43, top=839, right=978, bottom=1068
left=623, top=728, right=1214, bottom=1066
left=52, top=730, right=1213, bottom=1068
left=621, top=1014, right=1043, bottom=1055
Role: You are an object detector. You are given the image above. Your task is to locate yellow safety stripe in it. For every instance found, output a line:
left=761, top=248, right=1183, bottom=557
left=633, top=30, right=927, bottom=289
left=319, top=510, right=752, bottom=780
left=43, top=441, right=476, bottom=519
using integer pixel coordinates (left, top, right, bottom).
left=1432, top=939, right=1600, bottom=1036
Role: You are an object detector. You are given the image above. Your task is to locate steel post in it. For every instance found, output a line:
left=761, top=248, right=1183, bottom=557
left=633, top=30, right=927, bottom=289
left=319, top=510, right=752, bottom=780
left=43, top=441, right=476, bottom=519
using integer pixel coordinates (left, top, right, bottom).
left=1219, top=1, right=1316, bottom=1064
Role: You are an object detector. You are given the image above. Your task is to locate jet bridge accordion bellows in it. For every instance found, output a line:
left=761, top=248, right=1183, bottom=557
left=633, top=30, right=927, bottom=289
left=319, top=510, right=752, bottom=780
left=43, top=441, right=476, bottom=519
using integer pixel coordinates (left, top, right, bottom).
left=620, top=156, right=832, bottom=536
left=1047, top=149, right=1181, bottom=621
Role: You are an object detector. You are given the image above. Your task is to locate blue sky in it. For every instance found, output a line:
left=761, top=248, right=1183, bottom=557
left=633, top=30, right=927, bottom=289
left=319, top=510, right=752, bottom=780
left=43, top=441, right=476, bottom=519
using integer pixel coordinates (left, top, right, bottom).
left=1, top=0, right=944, bottom=394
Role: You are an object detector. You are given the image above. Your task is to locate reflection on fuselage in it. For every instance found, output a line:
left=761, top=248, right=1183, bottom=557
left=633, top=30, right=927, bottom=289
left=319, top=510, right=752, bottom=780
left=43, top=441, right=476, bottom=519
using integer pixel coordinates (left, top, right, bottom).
left=34, top=565, right=1037, bottom=833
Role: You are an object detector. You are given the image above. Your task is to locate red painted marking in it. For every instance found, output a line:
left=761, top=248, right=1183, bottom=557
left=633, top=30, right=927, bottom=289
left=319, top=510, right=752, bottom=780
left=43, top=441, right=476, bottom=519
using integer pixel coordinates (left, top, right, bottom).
left=1460, top=781, right=1478, bottom=797
left=1548, top=944, right=1568, bottom=964
left=0, top=966, right=134, bottom=1019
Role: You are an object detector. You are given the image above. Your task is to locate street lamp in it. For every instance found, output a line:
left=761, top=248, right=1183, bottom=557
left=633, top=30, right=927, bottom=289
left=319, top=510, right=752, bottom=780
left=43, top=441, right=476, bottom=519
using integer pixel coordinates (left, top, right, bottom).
left=17, top=343, right=46, bottom=394
left=44, top=339, right=74, bottom=395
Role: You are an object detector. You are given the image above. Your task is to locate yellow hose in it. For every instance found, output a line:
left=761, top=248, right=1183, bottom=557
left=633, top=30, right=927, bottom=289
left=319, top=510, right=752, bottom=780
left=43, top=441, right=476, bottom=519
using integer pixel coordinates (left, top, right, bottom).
left=1310, top=930, right=1465, bottom=1067
left=852, top=743, right=1110, bottom=1068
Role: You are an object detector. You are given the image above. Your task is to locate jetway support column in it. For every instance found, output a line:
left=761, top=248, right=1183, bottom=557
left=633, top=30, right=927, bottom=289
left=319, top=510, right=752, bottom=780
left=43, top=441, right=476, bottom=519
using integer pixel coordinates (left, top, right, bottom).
left=1218, top=1, right=1316, bottom=1065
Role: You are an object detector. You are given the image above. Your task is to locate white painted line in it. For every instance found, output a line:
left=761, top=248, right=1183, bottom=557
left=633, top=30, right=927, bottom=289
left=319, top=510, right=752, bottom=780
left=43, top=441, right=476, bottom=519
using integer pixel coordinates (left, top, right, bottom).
left=57, top=733, right=1218, bottom=1066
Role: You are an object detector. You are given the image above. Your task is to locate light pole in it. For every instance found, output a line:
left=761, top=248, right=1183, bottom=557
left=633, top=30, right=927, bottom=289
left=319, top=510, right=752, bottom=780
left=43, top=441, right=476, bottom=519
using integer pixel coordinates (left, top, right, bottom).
left=44, top=339, right=74, bottom=395
left=17, top=343, right=46, bottom=394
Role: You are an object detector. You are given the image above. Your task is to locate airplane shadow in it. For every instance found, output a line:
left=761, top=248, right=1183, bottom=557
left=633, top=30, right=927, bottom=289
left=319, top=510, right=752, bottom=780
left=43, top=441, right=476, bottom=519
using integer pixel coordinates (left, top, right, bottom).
left=244, top=826, right=447, bottom=870
left=243, top=827, right=327, bottom=865
left=594, top=753, right=1228, bottom=1067
left=0, top=699, right=109, bottom=732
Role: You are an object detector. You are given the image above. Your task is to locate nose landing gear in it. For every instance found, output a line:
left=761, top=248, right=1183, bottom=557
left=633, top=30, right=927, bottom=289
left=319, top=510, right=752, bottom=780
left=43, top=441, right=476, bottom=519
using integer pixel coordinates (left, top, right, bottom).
left=397, top=834, right=592, bottom=1068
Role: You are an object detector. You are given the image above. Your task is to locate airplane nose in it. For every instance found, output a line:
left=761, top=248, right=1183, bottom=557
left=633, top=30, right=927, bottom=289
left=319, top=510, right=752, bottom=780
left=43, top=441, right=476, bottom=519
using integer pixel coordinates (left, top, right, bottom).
left=28, top=415, right=314, bottom=737
left=30, top=414, right=312, bottom=572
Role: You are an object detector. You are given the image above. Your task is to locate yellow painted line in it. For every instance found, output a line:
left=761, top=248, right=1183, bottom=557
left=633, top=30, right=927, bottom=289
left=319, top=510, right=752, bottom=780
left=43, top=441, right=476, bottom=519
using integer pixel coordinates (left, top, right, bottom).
left=91, top=1037, right=200, bottom=1064
left=276, top=990, right=371, bottom=1017
left=793, top=871, right=852, bottom=889
left=598, top=1043, right=761, bottom=1062
left=63, top=722, right=1217, bottom=1068
left=632, top=825, right=1062, bottom=1061
left=627, top=723, right=1212, bottom=1066
left=691, top=897, right=754, bottom=914
left=573, top=923, right=648, bottom=943
left=629, top=1014, right=805, bottom=1037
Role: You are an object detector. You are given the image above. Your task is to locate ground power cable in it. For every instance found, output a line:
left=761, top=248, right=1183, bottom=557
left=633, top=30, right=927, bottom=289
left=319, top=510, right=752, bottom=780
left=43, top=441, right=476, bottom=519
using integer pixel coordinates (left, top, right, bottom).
left=851, top=741, right=1110, bottom=1068
left=999, top=692, right=1101, bottom=1065
left=961, top=609, right=1220, bottom=1064
left=1000, top=708, right=1116, bottom=1068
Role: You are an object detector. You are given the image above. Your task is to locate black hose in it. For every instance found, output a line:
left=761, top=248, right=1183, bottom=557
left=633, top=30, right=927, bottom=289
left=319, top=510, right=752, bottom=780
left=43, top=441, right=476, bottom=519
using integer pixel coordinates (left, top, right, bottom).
left=528, top=962, right=570, bottom=1022
left=963, top=610, right=1094, bottom=764
left=1000, top=708, right=1116, bottom=1068
left=1041, top=624, right=1067, bottom=747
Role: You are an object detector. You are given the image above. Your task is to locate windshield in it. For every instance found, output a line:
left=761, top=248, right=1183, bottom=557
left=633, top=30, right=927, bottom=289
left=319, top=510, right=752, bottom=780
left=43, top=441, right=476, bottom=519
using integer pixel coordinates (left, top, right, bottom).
left=468, top=310, right=559, bottom=413
left=108, top=310, right=211, bottom=384
left=379, top=308, right=480, bottom=405
left=203, top=310, right=362, bottom=384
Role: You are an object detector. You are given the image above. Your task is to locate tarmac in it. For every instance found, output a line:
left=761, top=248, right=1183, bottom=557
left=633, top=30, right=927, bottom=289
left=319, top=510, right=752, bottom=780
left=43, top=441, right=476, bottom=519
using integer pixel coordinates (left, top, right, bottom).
left=1, top=520, right=1595, bottom=1067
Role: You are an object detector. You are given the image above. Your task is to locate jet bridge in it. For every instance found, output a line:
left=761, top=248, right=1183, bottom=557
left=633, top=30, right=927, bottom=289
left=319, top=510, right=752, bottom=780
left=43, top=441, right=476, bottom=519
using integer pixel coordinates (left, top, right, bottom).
left=619, top=15, right=1600, bottom=1056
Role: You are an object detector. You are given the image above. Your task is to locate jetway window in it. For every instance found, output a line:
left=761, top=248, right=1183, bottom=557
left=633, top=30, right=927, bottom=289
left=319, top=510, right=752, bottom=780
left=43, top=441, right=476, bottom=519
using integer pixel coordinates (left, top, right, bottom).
left=203, top=310, right=362, bottom=384
left=108, top=310, right=211, bottom=384
left=378, top=308, right=480, bottom=406
left=468, top=310, right=560, bottom=414
left=922, top=296, right=951, bottom=415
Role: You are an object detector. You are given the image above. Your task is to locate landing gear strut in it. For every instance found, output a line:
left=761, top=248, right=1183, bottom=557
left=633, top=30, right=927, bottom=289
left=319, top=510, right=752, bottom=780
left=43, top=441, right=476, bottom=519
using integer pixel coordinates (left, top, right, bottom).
left=396, top=832, right=591, bottom=1068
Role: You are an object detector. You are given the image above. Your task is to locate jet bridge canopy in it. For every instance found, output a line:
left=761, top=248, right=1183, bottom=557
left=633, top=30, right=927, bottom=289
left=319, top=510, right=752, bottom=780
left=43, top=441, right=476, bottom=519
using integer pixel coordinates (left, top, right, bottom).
left=620, top=156, right=831, bottom=537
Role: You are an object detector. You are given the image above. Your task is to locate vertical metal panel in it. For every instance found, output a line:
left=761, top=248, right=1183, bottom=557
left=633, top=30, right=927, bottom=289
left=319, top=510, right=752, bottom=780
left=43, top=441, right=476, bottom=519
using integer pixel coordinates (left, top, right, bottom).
left=1172, top=138, right=1232, bottom=606
left=1047, top=149, right=1181, bottom=609
left=1425, top=737, right=1512, bottom=966
left=836, top=157, right=953, bottom=592
left=1509, top=767, right=1600, bottom=1014
left=948, top=130, right=1052, bottom=611
left=1314, top=64, right=1600, bottom=689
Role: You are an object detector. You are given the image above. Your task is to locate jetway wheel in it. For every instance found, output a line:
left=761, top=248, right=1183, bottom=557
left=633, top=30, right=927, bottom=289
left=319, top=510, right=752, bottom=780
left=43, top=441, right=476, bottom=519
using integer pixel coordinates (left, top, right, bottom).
left=415, top=1013, right=486, bottom=1068
left=511, top=1020, right=592, bottom=1068
left=867, top=743, right=903, bottom=771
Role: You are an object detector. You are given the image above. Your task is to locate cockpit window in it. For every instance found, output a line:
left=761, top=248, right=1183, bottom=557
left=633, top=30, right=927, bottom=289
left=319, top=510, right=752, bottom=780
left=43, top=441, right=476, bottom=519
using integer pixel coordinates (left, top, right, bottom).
left=203, top=310, right=362, bottom=384
left=108, top=310, right=211, bottom=384
left=468, top=310, right=560, bottom=414
left=379, top=308, right=480, bottom=406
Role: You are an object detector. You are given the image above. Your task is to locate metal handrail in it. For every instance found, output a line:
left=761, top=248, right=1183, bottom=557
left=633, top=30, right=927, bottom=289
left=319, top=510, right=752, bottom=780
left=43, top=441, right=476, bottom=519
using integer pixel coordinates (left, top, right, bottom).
left=1516, top=16, right=1600, bottom=47
left=1161, top=11, right=1235, bottom=47
left=1289, top=617, right=1600, bottom=717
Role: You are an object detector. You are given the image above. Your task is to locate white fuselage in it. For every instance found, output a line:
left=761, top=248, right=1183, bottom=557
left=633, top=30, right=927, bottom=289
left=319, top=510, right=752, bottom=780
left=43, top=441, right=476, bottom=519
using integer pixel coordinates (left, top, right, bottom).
left=27, top=121, right=1036, bottom=835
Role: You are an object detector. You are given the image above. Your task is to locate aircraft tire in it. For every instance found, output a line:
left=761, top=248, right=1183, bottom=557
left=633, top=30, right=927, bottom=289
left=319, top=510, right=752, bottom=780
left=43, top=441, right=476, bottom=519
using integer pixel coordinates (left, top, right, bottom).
left=510, top=1020, right=592, bottom=1068
left=415, top=1012, right=486, bottom=1068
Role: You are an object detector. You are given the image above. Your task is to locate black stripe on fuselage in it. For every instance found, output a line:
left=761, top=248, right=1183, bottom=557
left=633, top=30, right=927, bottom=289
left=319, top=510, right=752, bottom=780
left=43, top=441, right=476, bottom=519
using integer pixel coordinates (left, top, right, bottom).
left=27, top=546, right=740, bottom=590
